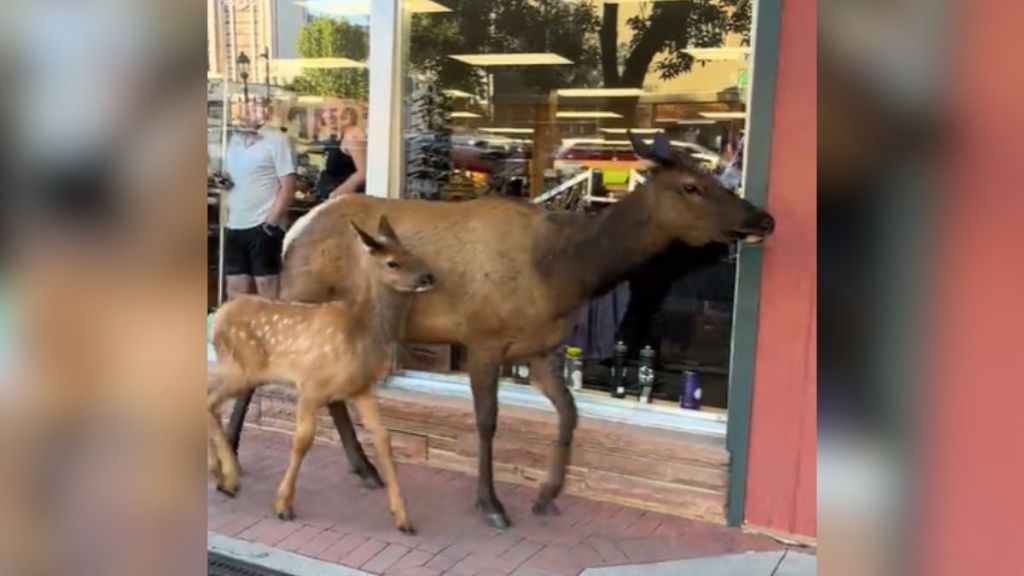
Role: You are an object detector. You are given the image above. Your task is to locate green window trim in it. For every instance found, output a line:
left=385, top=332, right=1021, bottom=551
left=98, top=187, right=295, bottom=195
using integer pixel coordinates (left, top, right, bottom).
left=725, top=0, right=783, bottom=527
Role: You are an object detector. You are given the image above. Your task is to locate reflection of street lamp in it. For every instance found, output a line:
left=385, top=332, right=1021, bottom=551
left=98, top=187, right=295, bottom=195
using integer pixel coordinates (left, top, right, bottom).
left=260, top=47, right=271, bottom=108
left=237, top=51, right=251, bottom=104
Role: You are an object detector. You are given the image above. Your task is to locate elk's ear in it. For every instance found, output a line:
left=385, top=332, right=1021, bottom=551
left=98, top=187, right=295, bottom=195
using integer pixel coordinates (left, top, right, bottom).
left=627, top=130, right=653, bottom=159
left=350, top=221, right=384, bottom=254
left=651, top=133, right=675, bottom=166
left=377, top=215, right=402, bottom=246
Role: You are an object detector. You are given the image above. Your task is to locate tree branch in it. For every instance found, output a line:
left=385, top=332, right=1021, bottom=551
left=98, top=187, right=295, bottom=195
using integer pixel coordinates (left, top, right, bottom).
left=599, top=4, right=620, bottom=87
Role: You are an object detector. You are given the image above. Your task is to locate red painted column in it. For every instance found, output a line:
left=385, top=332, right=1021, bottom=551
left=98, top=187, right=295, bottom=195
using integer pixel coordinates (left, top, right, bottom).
left=743, top=0, right=818, bottom=537
left=921, top=1, right=1024, bottom=573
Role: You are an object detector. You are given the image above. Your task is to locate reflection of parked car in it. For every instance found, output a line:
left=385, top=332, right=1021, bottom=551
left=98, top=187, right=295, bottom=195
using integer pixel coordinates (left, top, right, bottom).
left=553, top=138, right=721, bottom=187
left=447, top=135, right=531, bottom=176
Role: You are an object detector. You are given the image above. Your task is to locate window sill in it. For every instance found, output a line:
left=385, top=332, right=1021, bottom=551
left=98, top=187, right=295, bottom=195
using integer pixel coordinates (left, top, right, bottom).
left=384, top=369, right=727, bottom=437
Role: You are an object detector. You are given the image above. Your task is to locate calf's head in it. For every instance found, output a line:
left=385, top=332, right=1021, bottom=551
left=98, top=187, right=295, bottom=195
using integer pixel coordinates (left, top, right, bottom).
left=629, top=132, right=775, bottom=246
left=350, top=216, right=435, bottom=293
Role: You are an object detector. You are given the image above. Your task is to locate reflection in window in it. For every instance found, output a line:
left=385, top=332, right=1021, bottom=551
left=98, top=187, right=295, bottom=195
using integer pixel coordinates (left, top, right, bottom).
left=398, top=0, right=753, bottom=414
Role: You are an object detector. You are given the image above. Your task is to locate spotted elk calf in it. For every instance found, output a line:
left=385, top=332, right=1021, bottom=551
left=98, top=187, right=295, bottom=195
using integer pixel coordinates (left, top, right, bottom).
left=208, top=216, right=434, bottom=533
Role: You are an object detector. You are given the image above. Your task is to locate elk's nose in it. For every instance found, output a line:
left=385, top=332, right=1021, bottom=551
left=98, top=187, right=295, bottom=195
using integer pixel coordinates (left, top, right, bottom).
left=757, top=213, right=775, bottom=235
left=419, top=273, right=435, bottom=287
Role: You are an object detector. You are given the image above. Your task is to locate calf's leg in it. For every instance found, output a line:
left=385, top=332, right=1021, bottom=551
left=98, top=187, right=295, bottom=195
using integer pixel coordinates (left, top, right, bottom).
left=468, top=353, right=510, bottom=529
left=225, top=386, right=383, bottom=490
left=529, top=351, right=579, bottom=515
left=208, top=384, right=242, bottom=496
left=274, top=396, right=318, bottom=520
left=352, top=393, right=414, bottom=533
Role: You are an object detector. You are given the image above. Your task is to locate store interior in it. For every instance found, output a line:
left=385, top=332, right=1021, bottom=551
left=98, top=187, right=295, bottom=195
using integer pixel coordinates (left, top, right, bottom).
left=208, top=0, right=754, bottom=416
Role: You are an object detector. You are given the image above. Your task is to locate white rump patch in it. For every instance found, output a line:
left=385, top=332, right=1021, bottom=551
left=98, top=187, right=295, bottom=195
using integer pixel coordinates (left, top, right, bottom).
left=283, top=200, right=335, bottom=258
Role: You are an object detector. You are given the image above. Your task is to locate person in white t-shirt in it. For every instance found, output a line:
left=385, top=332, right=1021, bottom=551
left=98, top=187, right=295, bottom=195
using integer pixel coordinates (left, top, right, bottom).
left=219, top=103, right=295, bottom=299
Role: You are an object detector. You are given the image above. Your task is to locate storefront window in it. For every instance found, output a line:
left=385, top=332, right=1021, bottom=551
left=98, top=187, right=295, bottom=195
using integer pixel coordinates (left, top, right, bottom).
left=396, top=0, right=754, bottom=415
left=207, top=0, right=372, bottom=309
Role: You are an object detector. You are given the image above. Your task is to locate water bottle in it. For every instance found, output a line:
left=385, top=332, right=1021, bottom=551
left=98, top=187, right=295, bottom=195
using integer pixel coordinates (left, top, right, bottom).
left=564, top=347, right=584, bottom=390
left=610, top=341, right=628, bottom=398
left=637, top=345, right=656, bottom=403
left=513, top=362, right=530, bottom=384
left=681, top=370, right=702, bottom=410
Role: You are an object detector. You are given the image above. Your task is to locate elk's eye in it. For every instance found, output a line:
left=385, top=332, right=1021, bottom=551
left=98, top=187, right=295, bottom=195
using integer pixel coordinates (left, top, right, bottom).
left=683, top=184, right=701, bottom=195
left=386, top=261, right=400, bottom=269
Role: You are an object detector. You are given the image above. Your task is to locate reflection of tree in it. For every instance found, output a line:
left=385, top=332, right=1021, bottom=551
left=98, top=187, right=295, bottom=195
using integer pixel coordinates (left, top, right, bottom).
left=410, top=0, right=750, bottom=102
left=290, top=17, right=369, bottom=100
left=599, top=0, right=751, bottom=122
left=601, top=0, right=750, bottom=88
left=410, top=0, right=602, bottom=97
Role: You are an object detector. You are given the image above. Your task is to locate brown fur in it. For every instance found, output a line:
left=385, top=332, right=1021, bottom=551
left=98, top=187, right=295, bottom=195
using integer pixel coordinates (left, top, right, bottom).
left=234, top=134, right=776, bottom=527
left=208, top=217, right=431, bottom=532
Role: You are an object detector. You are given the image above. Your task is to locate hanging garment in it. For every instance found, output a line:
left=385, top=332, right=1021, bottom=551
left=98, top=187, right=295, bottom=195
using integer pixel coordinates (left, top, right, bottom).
left=566, top=282, right=631, bottom=360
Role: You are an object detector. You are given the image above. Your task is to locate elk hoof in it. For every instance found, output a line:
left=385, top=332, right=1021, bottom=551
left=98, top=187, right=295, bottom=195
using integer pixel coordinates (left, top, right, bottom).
left=531, top=500, right=561, bottom=516
left=397, top=524, right=417, bottom=535
left=276, top=506, right=295, bottom=521
left=216, top=484, right=238, bottom=499
left=475, top=500, right=511, bottom=530
left=482, top=512, right=512, bottom=530
left=352, top=466, right=384, bottom=489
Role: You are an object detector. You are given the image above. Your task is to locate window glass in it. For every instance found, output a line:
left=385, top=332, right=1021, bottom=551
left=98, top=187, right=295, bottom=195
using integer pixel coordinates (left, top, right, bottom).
left=397, top=0, right=754, bottom=414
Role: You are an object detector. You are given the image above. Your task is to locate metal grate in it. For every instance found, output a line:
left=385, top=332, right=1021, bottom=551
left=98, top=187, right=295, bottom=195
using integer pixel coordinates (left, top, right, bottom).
left=208, top=552, right=295, bottom=576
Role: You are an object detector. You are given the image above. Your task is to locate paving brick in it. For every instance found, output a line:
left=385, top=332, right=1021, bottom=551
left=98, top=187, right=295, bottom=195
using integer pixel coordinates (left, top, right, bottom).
left=518, top=545, right=581, bottom=576
left=497, top=540, right=544, bottom=569
left=238, top=518, right=303, bottom=547
left=384, top=568, right=443, bottom=576
left=387, top=549, right=432, bottom=571
left=415, top=538, right=452, bottom=554
left=295, top=529, right=346, bottom=558
left=276, top=525, right=326, bottom=552
left=320, top=533, right=368, bottom=563
left=214, top=512, right=262, bottom=537
left=343, top=538, right=388, bottom=568
left=614, top=537, right=675, bottom=563
left=362, top=543, right=412, bottom=574
left=583, top=536, right=629, bottom=566
left=424, top=552, right=463, bottom=572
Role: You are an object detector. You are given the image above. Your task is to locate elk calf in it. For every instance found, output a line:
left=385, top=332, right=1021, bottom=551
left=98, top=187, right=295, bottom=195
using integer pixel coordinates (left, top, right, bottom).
left=208, top=216, right=434, bottom=533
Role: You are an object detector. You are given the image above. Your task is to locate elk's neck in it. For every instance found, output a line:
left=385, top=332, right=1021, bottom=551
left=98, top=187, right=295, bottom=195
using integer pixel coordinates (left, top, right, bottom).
left=543, top=190, right=672, bottom=311
left=352, top=267, right=412, bottom=349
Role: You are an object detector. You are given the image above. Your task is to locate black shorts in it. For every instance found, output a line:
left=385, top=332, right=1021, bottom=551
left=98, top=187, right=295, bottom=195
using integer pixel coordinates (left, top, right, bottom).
left=223, top=224, right=285, bottom=277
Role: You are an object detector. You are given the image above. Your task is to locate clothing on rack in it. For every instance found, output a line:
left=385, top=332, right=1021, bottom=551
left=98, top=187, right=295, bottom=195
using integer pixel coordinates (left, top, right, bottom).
left=566, top=281, right=631, bottom=360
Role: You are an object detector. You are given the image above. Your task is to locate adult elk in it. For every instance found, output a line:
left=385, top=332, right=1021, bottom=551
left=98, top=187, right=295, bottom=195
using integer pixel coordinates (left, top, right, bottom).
left=226, top=132, right=775, bottom=528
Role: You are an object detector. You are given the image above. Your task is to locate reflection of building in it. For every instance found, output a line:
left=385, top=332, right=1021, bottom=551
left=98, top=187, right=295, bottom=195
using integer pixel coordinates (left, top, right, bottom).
left=207, top=0, right=309, bottom=84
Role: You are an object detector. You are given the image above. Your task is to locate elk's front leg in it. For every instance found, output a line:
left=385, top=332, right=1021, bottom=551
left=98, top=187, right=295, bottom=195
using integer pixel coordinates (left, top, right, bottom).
left=327, top=400, right=384, bottom=488
left=274, top=396, right=318, bottom=520
left=351, top=393, right=414, bottom=534
left=468, top=354, right=509, bottom=529
left=529, top=351, right=579, bottom=515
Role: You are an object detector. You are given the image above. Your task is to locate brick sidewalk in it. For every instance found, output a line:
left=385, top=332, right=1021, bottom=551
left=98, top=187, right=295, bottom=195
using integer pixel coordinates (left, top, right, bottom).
left=209, top=428, right=782, bottom=576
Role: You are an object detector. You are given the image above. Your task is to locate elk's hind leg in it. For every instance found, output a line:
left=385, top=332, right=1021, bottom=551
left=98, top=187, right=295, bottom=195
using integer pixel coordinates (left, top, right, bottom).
left=274, top=395, right=319, bottom=520
left=328, top=400, right=384, bottom=488
left=351, top=392, right=413, bottom=534
left=529, top=351, right=579, bottom=515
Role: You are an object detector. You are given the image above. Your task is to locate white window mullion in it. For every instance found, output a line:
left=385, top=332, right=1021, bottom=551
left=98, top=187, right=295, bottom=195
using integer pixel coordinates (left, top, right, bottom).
left=367, top=0, right=402, bottom=198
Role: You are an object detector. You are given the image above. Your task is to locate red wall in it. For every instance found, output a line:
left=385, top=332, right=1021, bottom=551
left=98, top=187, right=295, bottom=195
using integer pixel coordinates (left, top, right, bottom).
left=743, top=0, right=817, bottom=537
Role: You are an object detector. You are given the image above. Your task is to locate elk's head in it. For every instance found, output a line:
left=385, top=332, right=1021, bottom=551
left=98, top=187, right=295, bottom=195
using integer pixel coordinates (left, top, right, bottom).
left=629, top=132, right=775, bottom=246
left=350, top=216, right=436, bottom=293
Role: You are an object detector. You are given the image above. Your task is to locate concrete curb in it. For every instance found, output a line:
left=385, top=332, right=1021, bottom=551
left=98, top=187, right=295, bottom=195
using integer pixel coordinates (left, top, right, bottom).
left=208, top=532, right=373, bottom=576
left=579, top=550, right=816, bottom=576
